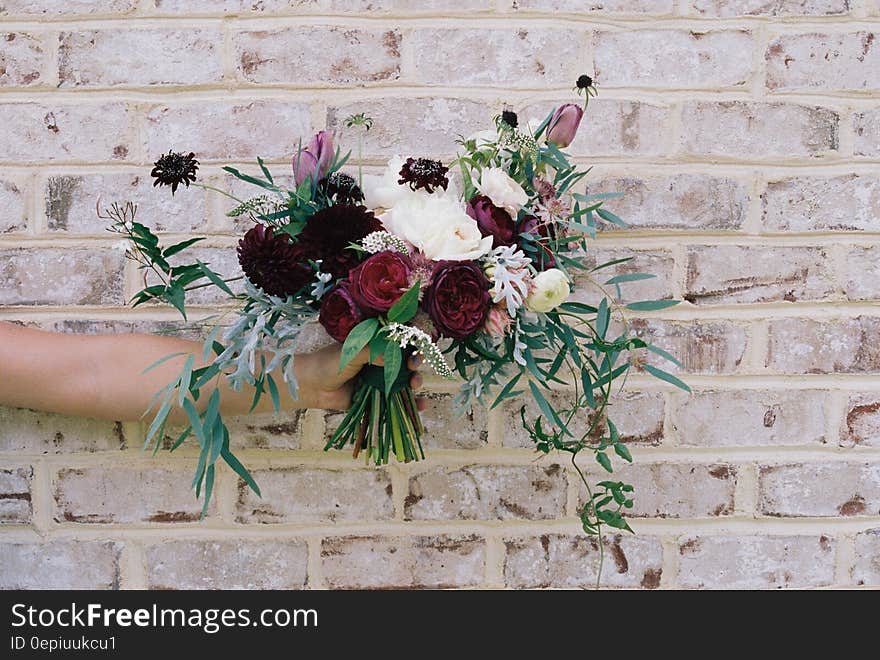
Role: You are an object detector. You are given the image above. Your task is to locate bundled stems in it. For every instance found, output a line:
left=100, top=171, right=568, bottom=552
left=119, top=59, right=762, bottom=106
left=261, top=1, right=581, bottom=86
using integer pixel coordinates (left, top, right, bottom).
left=325, top=363, right=424, bottom=465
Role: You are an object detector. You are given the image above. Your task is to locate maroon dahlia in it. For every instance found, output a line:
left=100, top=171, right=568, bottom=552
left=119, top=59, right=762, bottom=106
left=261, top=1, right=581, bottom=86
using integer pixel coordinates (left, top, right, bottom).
left=424, top=261, right=491, bottom=340
left=296, top=204, right=383, bottom=280
left=237, top=224, right=312, bottom=297
left=319, top=283, right=365, bottom=343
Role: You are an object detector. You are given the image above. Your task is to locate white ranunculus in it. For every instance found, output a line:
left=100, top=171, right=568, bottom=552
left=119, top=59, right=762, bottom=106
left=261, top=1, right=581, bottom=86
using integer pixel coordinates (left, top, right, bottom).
left=380, top=194, right=493, bottom=261
left=526, top=268, right=570, bottom=313
left=476, top=167, right=529, bottom=218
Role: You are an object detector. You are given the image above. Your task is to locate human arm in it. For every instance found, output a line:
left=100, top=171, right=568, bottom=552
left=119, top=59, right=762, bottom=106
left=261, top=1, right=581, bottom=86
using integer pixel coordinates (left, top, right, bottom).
left=0, top=321, right=422, bottom=422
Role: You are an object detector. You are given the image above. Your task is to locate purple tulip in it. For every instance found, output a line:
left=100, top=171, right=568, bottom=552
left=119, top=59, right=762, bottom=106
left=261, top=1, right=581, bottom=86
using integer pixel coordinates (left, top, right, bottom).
left=308, top=130, right=335, bottom=174
left=292, top=131, right=335, bottom=186
left=546, top=104, right=583, bottom=148
left=292, top=149, right=319, bottom=187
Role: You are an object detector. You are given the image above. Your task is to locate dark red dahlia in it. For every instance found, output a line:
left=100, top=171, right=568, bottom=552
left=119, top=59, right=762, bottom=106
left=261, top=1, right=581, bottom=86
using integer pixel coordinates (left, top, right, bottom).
left=237, top=224, right=312, bottom=297
left=297, top=204, right=383, bottom=280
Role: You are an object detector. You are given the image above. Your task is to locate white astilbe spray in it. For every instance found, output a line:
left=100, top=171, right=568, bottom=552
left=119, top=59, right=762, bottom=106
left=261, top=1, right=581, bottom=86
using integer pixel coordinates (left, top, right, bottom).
left=385, top=323, right=454, bottom=379
left=485, top=245, right=531, bottom=316
left=362, top=231, right=409, bottom=255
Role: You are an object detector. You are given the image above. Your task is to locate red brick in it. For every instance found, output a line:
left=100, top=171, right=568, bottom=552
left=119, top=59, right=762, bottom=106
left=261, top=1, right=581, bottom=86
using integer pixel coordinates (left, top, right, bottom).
left=766, top=32, right=880, bottom=92
left=853, top=529, right=880, bottom=586
left=759, top=462, right=880, bottom=516
left=630, top=319, right=748, bottom=374
left=686, top=0, right=849, bottom=16
left=766, top=317, right=880, bottom=374
left=842, top=394, right=880, bottom=447
left=0, top=1, right=135, bottom=17
left=854, top=109, right=880, bottom=157
left=0, top=249, right=125, bottom=306
left=0, top=467, right=32, bottom=524
left=0, top=176, right=27, bottom=233
left=0, top=407, right=126, bottom=453
left=0, top=32, right=46, bottom=87
left=761, top=174, right=880, bottom=232
left=0, top=541, right=121, bottom=589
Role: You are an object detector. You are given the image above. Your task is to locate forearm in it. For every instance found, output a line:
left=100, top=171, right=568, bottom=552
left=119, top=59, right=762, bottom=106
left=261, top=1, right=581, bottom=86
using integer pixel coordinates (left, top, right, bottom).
left=0, top=322, right=326, bottom=422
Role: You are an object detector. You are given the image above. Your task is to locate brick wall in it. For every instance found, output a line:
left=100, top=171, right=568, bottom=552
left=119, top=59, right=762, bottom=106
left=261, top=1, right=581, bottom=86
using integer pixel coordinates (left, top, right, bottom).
left=1, top=0, right=878, bottom=590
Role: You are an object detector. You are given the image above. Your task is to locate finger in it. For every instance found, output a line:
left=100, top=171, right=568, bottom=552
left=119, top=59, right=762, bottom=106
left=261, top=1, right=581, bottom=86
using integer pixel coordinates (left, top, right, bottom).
left=416, top=396, right=427, bottom=412
left=408, top=353, right=422, bottom=371
left=409, top=372, right=423, bottom=391
left=353, top=346, right=384, bottom=367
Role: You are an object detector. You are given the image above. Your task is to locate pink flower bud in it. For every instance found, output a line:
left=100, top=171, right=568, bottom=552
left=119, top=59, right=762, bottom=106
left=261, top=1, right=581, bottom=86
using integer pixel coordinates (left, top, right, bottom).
left=292, top=149, right=319, bottom=187
left=547, top=103, right=583, bottom=148
left=308, top=130, right=335, bottom=174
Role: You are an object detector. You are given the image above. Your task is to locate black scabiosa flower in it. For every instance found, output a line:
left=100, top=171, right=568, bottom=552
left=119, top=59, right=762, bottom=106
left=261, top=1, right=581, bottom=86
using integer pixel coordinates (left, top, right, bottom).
left=320, top=172, right=365, bottom=205
left=151, top=151, right=199, bottom=194
left=237, top=224, right=312, bottom=297
left=297, top=204, right=383, bottom=280
left=398, top=157, right=449, bottom=194
left=576, top=74, right=593, bottom=90
left=501, top=109, right=519, bottom=129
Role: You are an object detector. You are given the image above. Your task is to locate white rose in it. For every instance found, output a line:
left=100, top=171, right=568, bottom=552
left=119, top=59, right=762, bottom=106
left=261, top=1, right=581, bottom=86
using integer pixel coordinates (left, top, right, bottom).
left=526, top=268, right=570, bottom=313
left=476, top=167, right=528, bottom=218
left=380, top=194, right=493, bottom=261
left=362, top=156, right=412, bottom=210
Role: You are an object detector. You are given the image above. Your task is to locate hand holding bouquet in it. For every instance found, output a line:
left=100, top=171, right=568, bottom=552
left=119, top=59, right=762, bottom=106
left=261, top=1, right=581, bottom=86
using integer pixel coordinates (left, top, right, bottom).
left=106, top=78, right=687, bottom=558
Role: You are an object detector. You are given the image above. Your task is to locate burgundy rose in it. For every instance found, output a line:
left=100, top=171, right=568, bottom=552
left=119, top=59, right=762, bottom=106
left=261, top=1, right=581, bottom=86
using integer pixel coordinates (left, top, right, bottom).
left=319, top=283, right=365, bottom=343
left=424, top=261, right=491, bottom=340
left=519, top=215, right=557, bottom=271
left=466, top=194, right=516, bottom=248
left=349, top=250, right=413, bottom=313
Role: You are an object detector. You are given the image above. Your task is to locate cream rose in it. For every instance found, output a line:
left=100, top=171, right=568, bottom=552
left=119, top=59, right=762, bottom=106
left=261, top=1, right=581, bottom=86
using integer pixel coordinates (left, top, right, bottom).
left=526, top=268, right=570, bottom=313
left=380, top=194, right=493, bottom=261
left=476, top=167, right=528, bottom=218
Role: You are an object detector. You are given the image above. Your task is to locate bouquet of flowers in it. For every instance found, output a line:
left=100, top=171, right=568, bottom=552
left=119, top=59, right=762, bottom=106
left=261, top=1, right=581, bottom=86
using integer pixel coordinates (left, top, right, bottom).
left=105, top=77, right=687, bottom=552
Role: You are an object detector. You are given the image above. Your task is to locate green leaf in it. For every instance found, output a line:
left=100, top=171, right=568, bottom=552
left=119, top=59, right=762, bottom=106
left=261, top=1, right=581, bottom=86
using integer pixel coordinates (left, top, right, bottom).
left=596, top=298, right=609, bottom=339
left=266, top=374, right=281, bottom=412
left=200, top=465, right=214, bottom=519
left=614, top=442, right=633, bottom=463
left=177, top=354, right=194, bottom=407
left=168, top=425, right=191, bottom=452
left=339, top=318, right=379, bottom=373
left=196, top=260, right=235, bottom=296
left=165, top=285, right=187, bottom=320
left=257, top=157, right=274, bottom=184
left=596, top=452, right=613, bottom=473
left=162, top=237, right=205, bottom=259
left=596, top=207, right=628, bottom=228
left=626, top=299, right=680, bottom=312
left=604, top=273, right=656, bottom=285
left=645, top=343, right=683, bottom=368
left=387, top=281, right=420, bottom=324
left=491, top=372, right=524, bottom=409
left=642, top=364, right=691, bottom=393
left=384, top=341, right=403, bottom=397
left=221, top=441, right=261, bottom=497
left=528, top=380, right=568, bottom=436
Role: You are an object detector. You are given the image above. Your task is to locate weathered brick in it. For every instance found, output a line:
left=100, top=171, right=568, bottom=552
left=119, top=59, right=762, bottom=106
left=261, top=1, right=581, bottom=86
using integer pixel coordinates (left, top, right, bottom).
left=579, top=463, right=737, bottom=517
left=631, top=319, right=748, bottom=374
left=502, top=390, right=665, bottom=448
left=59, top=29, right=223, bottom=88
left=854, top=108, right=880, bottom=157
left=148, top=0, right=392, bottom=12
left=235, top=27, right=400, bottom=85
left=595, top=30, right=752, bottom=88
left=576, top=248, right=675, bottom=305
left=30, top=318, right=197, bottom=338
left=0, top=466, right=32, bottom=524
left=843, top=246, right=880, bottom=302
left=686, top=0, right=849, bottom=16
left=0, top=249, right=124, bottom=306
left=0, top=102, right=133, bottom=163
left=322, top=535, right=485, bottom=589
left=760, top=462, right=880, bottom=516
left=685, top=245, right=833, bottom=305
left=411, top=28, right=582, bottom=86
left=0, top=541, right=121, bottom=589
left=514, top=0, right=673, bottom=10
left=672, top=390, right=826, bottom=446
left=0, top=176, right=27, bottom=233
left=842, top=394, right=880, bottom=447
left=327, top=97, right=489, bottom=158
left=144, top=100, right=311, bottom=161
left=504, top=534, right=663, bottom=589
left=0, top=407, right=125, bottom=453
left=766, top=32, right=879, bottom=92
left=225, top=411, right=303, bottom=450
left=678, top=535, right=836, bottom=589
left=146, top=540, right=308, bottom=589
left=405, top=464, right=566, bottom=521
left=853, top=529, right=880, bottom=586
left=419, top=393, right=487, bottom=450
left=46, top=173, right=208, bottom=233
left=682, top=102, right=838, bottom=159
left=588, top=174, right=747, bottom=231
left=236, top=467, right=393, bottom=523
left=524, top=99, right=673, bottom=157
left=54, top=467, right=210, bottom=524
left=0, top=1, right=135, bottom=17
left=0, top=33, right=45, bottom=87
left=766, top=317, right=880, bottom=374
left=762, top=174, right=880, bottom=232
